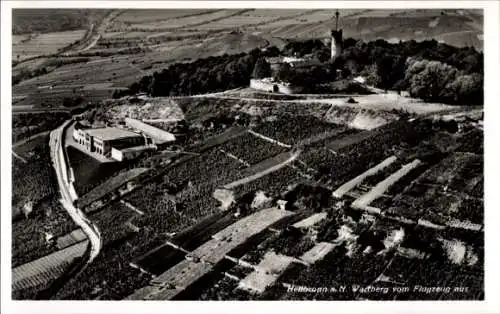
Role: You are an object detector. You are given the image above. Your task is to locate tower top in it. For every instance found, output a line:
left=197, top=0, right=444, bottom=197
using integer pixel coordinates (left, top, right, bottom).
left=335, top=9, right=340, bottom=31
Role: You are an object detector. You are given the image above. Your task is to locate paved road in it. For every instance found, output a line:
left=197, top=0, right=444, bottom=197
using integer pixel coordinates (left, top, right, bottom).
left=49, top=121, right=102, bottom=264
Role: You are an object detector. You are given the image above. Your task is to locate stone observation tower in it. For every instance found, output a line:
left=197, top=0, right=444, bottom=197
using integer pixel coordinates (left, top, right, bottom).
left=331, top=9, right=343, bottom=61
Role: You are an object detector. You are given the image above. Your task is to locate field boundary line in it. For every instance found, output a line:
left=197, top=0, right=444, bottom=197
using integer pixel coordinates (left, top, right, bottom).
left=247, top=129, right=292, bottom=148
left=219, top=148, right=251, bottom=167
left=12, top=151, right=27, bottom=163
left=223, top=149, right=301, bottom=190
left=352, top=159, right=422, bottom=211
left=333, top=156, right=397, bottom=198
left=120, top=199, right=144, bottom=216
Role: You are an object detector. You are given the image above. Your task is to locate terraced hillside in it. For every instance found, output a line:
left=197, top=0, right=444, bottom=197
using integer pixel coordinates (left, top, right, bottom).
left=11, top=8, right=484, bottom=301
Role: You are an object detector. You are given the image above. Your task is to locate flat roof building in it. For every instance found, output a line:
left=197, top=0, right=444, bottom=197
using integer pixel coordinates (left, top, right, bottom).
left=84, top=127, right=141, bottom=141
left=74, top=127, right=148, bottom=157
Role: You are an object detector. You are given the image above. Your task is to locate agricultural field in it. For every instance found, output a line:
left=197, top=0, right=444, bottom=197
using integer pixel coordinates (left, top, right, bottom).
left=38, top=114, right=484, bottom=301
left=12, top=9, right=107, bottom=35
left=108, top=9, right=238, bottom=31
left=12, top=197, right=78, bottom=268
left=218, top=131, right=289, bottom=165
left=110, top=9, right=211, bottom=25
left=53, top=125, right=300, bottom=299
left=194, top=9, right=311, bottom=30
left=13, top=30, right=87, bottom=60
left=12, top=8, right=483, bottom=110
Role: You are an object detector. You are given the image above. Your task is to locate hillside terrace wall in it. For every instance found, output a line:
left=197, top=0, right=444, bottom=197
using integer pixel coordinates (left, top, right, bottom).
left=125, top=118, right=175, bottom=144
left=127, top=207, right=294, bottom=300
left=12, top=240, right=88, bottom=292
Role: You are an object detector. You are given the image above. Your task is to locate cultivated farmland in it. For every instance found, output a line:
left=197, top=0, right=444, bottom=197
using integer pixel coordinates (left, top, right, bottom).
left=13, top=30, right=87, bottom=60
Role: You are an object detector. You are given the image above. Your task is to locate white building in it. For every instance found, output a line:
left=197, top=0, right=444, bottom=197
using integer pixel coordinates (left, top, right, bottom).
left=111, top=145, right=157, bottom=162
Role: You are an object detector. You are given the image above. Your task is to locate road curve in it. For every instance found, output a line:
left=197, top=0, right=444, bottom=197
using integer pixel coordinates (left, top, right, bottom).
left=49, top=121, right=102, bottom=264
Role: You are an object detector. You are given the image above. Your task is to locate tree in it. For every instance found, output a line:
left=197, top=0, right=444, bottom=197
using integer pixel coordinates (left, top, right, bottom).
left=361, top=64, right=381, bottom=86
left=376, top=54, right=405, bottom=90
left=406, top=59, right=458, bottom=102
left=263, top=45, right=280, bottom=57
left=442, top=73, right=483, bottom=105
left=276, top=62, right=292, bottom=82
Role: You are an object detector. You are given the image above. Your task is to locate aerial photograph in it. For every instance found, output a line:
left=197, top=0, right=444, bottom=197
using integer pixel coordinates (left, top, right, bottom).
left=10, top=7, right=483, bottom=301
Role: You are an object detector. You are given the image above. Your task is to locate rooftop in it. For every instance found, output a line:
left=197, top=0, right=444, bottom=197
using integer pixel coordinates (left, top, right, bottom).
left=84, top=127, right=141, bottom=141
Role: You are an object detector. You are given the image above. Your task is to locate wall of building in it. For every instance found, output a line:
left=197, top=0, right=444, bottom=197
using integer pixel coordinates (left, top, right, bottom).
left=111, top=146, right=155, bottom=162
left=331, top=29, right=343, bottom=61
left=108, top=136, right=146, bottom=150
left=249, top=79, right=303, bottom=94
left=125, top=118, right=175, bottom=143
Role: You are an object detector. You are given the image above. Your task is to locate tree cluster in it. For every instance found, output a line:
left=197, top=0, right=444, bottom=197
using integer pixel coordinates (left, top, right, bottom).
left=404, top=57, right=483, bottom=105
left=115, top=48, right=274, bottom=98
left=115, top=37, right=483, bottom=106
left=332, top=39, right=483, bottom=104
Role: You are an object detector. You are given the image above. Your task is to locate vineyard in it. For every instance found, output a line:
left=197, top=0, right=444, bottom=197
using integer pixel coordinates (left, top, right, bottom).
left=54, top=145, right=249, bottom=299
left=12, top=140, right=55, bottom=215
left=12, top=197, right=77, bottom=268
left=87, top=202, right=140, bottom=246
left=387, top=152, right=483, bottom=224
left=12, top=112, right=70, bottom=142
left=12, top=240, right=88, bottom=299
left=252, top=114, right=345, bottom=145
left=218, top=131, right=288, bottom=165
left=77, top=167, right=148, bottom=208
left=44, top=115, right=483, bottom=301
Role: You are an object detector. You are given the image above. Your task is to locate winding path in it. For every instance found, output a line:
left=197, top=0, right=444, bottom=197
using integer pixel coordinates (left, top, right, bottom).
left=49, top=121, right=102, bottom=264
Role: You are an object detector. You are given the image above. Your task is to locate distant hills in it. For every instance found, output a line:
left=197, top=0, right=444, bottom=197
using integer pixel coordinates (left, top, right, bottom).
left=12, top=9, right=483, bottom=50
left=255, top=9, right=483, bottom=50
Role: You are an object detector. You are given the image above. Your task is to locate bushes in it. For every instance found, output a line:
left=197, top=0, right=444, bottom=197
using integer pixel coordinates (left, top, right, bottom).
left=43, top=57, right=90, bottom=67
left=62, top=96, right=84, bottom=107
